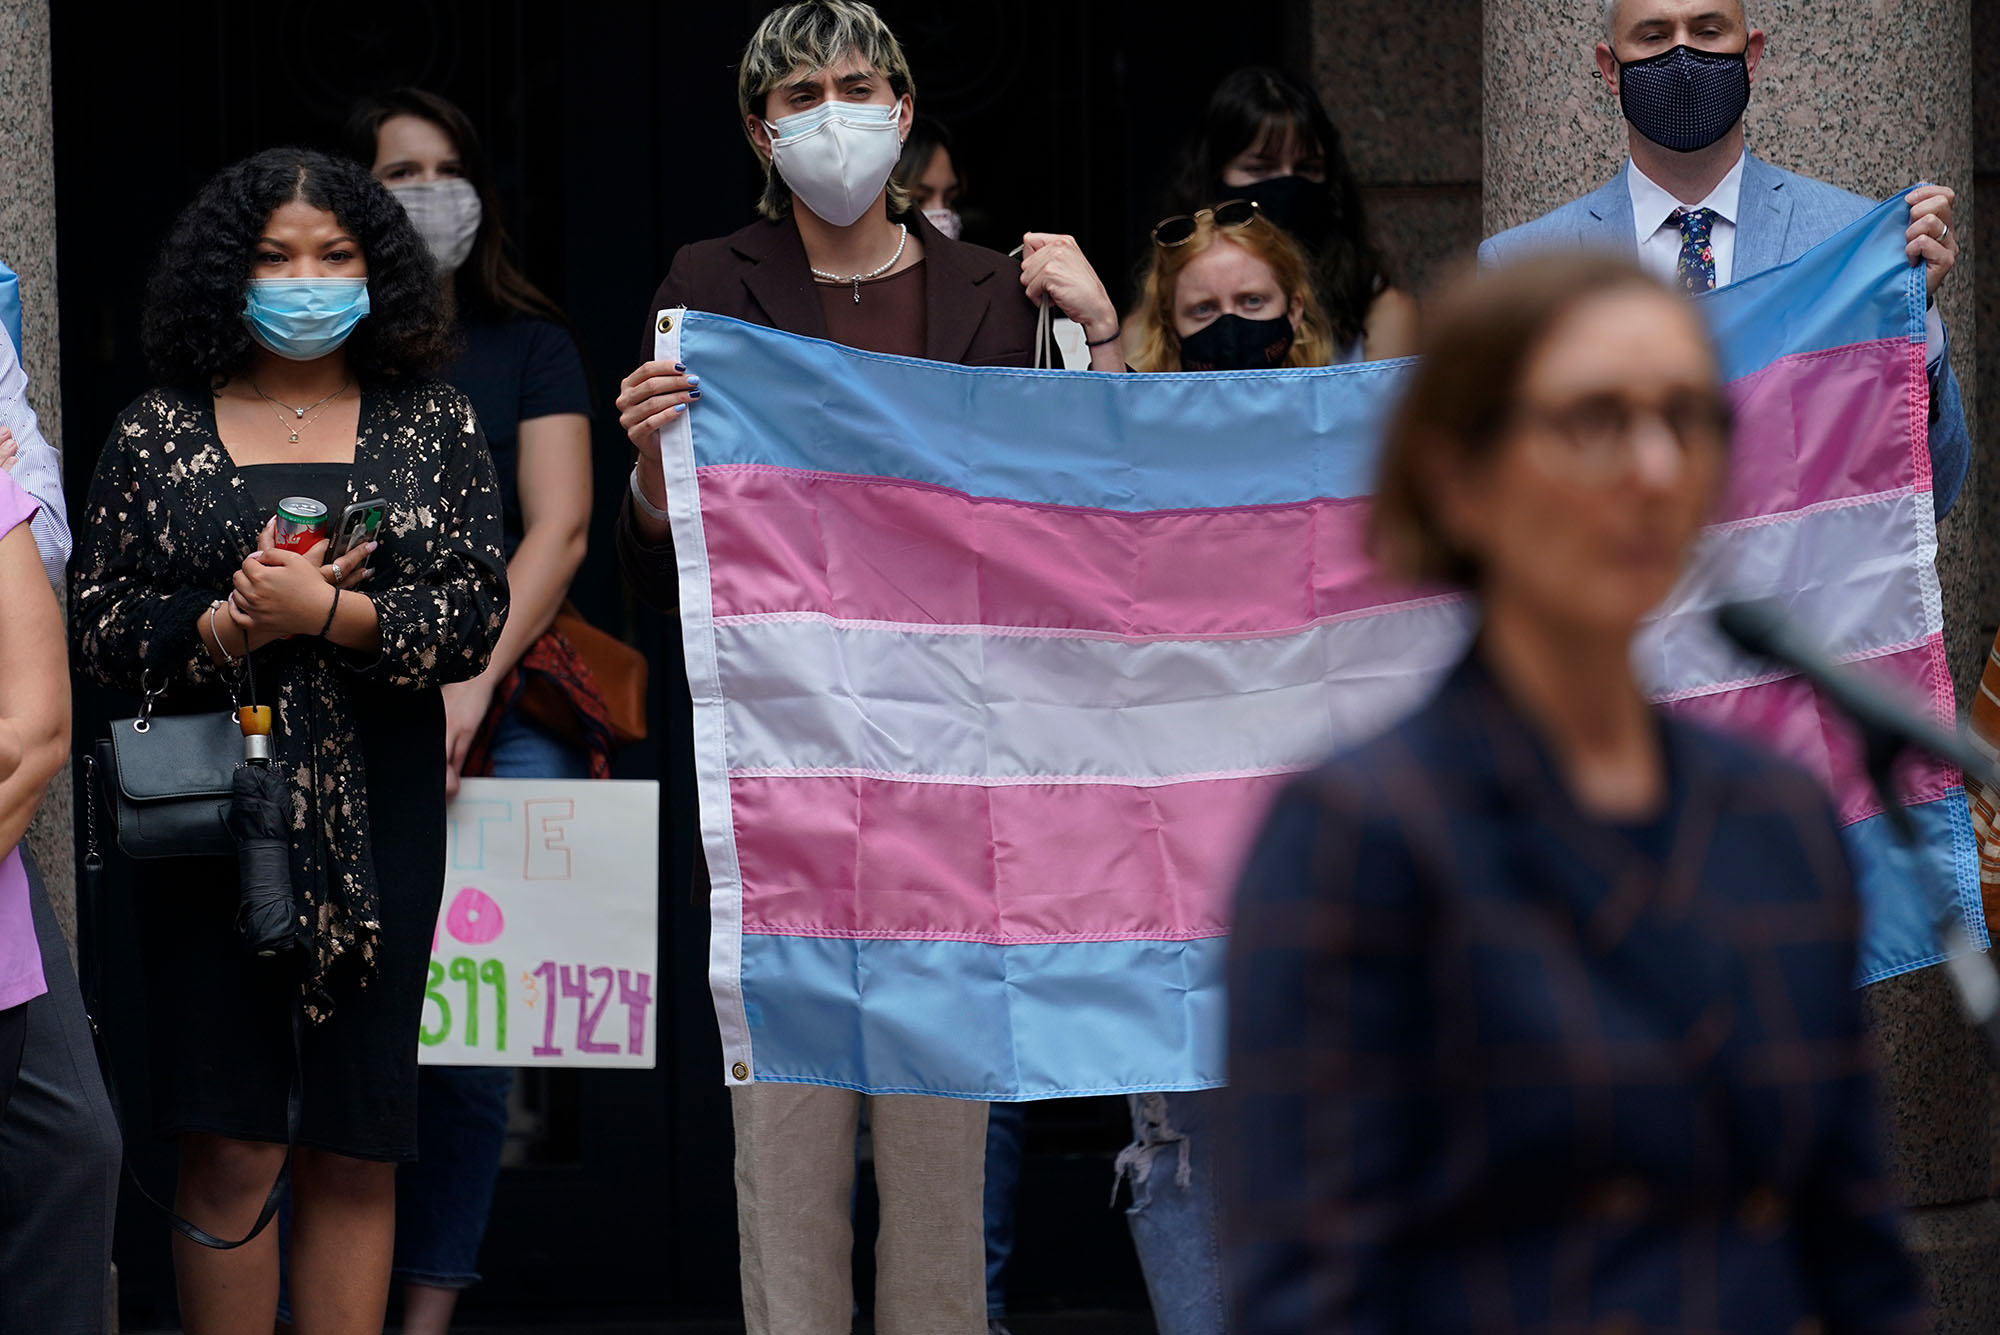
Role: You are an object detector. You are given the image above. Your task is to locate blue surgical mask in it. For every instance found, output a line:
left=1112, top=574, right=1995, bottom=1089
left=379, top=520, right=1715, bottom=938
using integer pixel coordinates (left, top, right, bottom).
left=242, top=277, right=371, bottom=361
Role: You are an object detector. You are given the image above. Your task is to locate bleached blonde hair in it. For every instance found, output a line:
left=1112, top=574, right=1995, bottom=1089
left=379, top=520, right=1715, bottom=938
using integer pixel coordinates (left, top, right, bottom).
left=737, top=1, right=916, bottom=221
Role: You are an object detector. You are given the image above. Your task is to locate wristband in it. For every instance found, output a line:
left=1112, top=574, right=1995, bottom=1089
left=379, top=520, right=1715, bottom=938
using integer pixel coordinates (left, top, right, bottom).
left=629, top=465, right=672, bottom=523
left=320, top=586, right=341, bottom=639
left=1084, top=327, right=1121, bottom=348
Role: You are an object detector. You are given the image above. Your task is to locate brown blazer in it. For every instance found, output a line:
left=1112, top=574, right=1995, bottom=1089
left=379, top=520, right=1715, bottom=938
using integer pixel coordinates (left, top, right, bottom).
left=616, top=209, right=1040, bottom=610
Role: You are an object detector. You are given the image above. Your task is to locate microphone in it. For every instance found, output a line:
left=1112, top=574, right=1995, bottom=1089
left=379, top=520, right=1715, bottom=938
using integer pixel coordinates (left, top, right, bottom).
left=1713, top=600, right=1994, bottom=785
left=1716, top=600, right=2000, bottom=1060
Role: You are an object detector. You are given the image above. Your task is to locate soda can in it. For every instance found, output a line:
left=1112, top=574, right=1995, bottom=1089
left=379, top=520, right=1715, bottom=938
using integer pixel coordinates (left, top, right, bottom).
left=273, top=497, right=329, bottom=555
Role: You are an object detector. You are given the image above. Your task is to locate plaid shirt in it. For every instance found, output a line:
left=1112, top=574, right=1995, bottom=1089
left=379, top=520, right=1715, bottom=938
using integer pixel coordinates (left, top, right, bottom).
left=1223, top=654, right=1922, bottom=1334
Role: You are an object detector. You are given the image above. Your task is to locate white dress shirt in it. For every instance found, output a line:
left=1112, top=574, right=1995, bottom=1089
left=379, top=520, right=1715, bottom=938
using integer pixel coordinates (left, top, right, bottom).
left=0, top=332, right=69, bottom=588
left=1628, top=152, right=1745, bottom=288
left=1626, top=153, right=1945, bottom=369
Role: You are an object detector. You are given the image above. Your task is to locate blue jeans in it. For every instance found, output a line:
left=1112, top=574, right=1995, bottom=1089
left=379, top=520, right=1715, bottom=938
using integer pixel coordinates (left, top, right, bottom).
left=393, top=710, right=587, bottom=1289
left=982, top=1100, right=1026, bottom=1316
left=1119, top=1090, right=1228, bottom=1335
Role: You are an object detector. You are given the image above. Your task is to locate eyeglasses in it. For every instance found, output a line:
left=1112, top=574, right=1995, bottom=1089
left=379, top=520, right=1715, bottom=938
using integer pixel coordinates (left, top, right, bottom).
left=1514, top=389, right=1734, bottom=479
left=1151, top=198, right=1259, bottom=248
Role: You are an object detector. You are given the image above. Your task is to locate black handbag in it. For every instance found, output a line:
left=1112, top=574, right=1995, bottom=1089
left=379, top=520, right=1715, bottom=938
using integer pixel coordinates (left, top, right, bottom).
left=81, top=667, right=301, bottom=1251
left=93, top=689, right=239, bottom=859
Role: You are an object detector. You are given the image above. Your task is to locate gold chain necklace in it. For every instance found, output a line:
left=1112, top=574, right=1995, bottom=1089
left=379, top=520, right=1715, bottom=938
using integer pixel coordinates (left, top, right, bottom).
left=250, top=379, right=352, bottom=444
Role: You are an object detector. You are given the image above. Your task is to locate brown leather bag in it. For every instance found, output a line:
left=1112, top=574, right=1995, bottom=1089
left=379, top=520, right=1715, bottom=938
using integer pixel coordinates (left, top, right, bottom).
left=519, top=602, right=649, bottom=745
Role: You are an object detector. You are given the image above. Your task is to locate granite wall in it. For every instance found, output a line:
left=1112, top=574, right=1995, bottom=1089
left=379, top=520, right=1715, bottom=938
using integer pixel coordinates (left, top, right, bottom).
left=1977, top=0, right=1999, bottom=703
left=1309, top=0, right=1483, bottom=297
left=0, top=0, right=72, bottom=948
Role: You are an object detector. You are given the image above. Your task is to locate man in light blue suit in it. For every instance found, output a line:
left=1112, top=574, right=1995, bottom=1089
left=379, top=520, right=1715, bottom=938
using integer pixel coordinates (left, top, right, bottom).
left=1481, top=0, right=1969, bottom=517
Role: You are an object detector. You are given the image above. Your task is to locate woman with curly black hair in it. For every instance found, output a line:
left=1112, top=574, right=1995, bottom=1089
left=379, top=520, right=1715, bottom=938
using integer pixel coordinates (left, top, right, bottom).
left=1160, top=66, right=1418, bottom=362
left=69, top=146, right=508, bottom=1333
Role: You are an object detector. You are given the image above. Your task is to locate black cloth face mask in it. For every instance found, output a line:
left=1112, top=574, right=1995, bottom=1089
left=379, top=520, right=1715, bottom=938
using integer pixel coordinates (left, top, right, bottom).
left=1211, top=174, right=1339, bottom=255
left=1178, top=313, right=1295, bottom=372
left=1617, top=44, right=1752, bottom=153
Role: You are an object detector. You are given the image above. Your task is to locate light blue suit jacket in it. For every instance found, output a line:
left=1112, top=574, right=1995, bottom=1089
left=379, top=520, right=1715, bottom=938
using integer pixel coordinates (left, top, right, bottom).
left=1480, top=156, right=1970, bottom=518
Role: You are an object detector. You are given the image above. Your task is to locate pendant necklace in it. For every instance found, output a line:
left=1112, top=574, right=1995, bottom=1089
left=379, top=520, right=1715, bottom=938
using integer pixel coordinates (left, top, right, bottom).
left=809, top=223, right=908, bottom=304
left=251, top=379, right=352, bottom=444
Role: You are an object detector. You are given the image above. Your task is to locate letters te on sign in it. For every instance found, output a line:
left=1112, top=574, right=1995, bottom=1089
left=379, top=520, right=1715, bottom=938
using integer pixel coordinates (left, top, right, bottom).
left=421, top=778, right=661, bottom=1069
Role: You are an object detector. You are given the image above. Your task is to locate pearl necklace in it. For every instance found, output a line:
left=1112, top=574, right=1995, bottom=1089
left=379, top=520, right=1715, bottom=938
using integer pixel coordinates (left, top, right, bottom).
left=809, top=224, right=908, bottom=304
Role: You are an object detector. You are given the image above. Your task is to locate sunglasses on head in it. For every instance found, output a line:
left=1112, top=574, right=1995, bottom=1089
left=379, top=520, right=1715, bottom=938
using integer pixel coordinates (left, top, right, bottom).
left=1151, top=198, right=1260, bottom=248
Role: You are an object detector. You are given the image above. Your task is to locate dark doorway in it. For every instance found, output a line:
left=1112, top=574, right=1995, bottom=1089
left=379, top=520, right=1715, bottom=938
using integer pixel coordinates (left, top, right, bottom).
left=51, top=1, right=1303, bottom=1324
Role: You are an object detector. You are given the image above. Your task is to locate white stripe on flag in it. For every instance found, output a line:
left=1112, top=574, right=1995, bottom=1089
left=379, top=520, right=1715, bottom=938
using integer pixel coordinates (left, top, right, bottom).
left=718, top=491, right=1933, bottom=781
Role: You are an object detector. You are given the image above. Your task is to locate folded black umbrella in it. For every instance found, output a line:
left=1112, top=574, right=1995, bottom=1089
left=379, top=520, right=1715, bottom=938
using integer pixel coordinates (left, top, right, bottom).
left=229, top=761, right=298, bottom=956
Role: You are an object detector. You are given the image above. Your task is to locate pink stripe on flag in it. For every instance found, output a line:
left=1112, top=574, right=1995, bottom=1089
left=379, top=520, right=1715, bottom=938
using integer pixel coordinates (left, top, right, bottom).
left=702, top=341, right=1919, bottom=637
left=1661, top=637, right=1957, bottom=826
left=701, top=467, right=1394, bottom=637
left=731, top=771, right=1291, bottom=942
left=1713, top=339, right=1923, bottom=521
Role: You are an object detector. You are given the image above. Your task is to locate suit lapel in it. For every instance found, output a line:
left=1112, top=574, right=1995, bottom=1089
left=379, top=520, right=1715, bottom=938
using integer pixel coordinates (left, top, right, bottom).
left=914, top=210, right=995, bottom=364
left=1731, top=155, right=1793, bottom=281
left=1581, top=165, right=1639, bottom=256
left=735, top=218, right=831, bottom=340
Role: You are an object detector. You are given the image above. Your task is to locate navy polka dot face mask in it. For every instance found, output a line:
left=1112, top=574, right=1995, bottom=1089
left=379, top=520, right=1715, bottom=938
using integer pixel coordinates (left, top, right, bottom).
left=1617, top=44, right=1752, bottom=153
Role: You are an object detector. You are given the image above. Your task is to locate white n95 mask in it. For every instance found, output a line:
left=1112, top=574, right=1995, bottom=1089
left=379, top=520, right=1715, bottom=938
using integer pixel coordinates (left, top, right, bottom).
left=390, top=178, right=483, bottom=275
left=765, top=100, right=905, bottom=228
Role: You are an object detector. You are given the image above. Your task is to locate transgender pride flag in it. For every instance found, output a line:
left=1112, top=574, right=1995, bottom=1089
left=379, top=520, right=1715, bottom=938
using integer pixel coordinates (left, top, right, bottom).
left=657, top=191, right=1980, bottom=1100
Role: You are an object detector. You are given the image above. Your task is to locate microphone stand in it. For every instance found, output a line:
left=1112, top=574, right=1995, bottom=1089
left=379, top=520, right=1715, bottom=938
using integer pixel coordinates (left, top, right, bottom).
left=1783, top=662, right=2000, bottom=1064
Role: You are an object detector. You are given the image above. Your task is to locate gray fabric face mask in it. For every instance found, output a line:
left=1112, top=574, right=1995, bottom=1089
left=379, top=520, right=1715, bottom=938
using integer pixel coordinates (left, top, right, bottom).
left=390, top=178, right=483, bottom=275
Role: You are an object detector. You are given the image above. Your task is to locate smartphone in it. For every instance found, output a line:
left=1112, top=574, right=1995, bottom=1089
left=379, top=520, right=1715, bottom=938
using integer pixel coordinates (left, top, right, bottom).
left=329, top=496, right=387, bottom=560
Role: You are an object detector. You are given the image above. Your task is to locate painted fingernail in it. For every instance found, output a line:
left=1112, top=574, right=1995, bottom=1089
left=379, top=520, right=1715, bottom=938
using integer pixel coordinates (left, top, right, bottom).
left=672, top=404, right=688, bottom=413
left=687, top=375, right=700, bottom=386
left=674, top=362, right=686, bottom=372
left=689, top=390, right=702, bottom=400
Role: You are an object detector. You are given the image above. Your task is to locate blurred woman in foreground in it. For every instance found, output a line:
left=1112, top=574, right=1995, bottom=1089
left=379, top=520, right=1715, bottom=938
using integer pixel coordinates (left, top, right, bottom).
left=1223, top=255, right=1921, bottom=1332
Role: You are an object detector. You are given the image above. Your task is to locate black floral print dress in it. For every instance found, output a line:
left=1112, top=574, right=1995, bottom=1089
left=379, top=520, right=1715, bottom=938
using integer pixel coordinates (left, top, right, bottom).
left=70, top=382, right=507, bottom=1159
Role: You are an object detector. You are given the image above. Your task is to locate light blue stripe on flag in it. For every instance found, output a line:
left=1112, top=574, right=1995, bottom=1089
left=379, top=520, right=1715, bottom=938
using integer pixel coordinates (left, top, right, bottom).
left=739, top=933, right=1227, bottom=1098
left=679, top=188, right=1925, bottom=514
left=1847, top=791, right=1983, bottom=985
left=1700, top=190, right=1926, bottom=381
left=683, top=310, right=1408, bottom=510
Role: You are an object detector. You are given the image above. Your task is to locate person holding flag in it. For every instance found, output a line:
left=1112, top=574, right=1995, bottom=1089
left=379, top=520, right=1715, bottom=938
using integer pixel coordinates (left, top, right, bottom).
left=1480, top=0, right=1968, bottom=519
left=612, top=3, right=1126, bottom=1330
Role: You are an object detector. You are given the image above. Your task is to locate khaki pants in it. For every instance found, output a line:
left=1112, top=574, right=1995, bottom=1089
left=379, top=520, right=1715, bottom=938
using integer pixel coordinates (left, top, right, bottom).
left=731, top=1081, right=988, bottom=1335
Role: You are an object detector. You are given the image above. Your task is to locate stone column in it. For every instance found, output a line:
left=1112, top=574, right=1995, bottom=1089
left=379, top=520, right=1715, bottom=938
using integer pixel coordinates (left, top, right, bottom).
left=1310, top=0, right=1485, bottom=295
left=0, top=0, right=71, bottom=947
left=1978, top=0, right=1999, bottom=720
left=1485, top=2, right=1992, bottom=1327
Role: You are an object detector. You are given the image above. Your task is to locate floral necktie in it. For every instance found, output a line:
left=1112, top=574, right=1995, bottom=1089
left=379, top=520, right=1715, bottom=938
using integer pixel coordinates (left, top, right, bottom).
left=1675, top=206, right=1719, bottom=293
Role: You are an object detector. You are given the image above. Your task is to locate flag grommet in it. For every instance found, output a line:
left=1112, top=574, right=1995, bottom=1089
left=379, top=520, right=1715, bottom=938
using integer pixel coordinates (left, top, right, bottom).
left=731, top=1061, right=749, bottom=1080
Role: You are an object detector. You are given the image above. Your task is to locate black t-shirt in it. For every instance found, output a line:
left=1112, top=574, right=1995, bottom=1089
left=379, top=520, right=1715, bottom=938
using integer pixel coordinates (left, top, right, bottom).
left=237, top=462, right=352, bottom=528
left=441, top=315, right=591, bottom=559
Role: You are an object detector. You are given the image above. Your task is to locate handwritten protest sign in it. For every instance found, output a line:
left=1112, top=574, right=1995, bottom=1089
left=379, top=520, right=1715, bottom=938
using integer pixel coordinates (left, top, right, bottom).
left=420, top=778, right=661, bottom=1069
